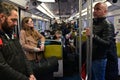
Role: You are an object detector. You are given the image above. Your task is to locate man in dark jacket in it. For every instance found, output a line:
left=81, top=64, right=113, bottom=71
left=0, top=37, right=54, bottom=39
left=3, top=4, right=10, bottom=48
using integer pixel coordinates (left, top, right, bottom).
left=0, top=1, right=36, bottom=80
left=85, top=2, right=118, bottom=80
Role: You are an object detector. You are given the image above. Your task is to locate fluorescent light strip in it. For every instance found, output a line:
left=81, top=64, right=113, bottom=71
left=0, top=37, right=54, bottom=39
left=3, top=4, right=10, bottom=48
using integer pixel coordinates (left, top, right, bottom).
left=37, top=0, right=55, bottom=2
left=40, top=3, right=55, bottom=17
left=105, top=1, right=112, bottom=7
left=37, top=5, right=55, bottom=18
left=32, top=14, right=49, bottom=21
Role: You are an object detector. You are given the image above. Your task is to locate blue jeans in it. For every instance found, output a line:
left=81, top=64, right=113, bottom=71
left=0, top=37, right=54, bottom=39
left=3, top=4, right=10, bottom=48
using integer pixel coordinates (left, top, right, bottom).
left=91, top=59, right=107, bottom=80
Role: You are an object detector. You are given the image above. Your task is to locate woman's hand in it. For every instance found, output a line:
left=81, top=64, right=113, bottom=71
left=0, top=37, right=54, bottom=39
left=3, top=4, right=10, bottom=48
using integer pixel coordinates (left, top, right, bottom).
left=34, top=47, right=41, bottom=52
left=40, top=44, right=44, bottom=51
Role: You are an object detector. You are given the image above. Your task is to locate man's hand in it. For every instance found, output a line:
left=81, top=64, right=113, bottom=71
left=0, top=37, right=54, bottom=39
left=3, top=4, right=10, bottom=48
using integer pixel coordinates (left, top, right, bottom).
left=29, top=74, right=36, bottom=80
left=85, top=28, right=90, bottom=36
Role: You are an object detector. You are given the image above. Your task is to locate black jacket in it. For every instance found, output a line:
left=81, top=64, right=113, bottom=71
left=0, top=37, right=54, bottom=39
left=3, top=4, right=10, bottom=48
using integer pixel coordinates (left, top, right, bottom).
left=0, top=31, right=33, bottom=80
left=92, top=17, right=115, bottom=60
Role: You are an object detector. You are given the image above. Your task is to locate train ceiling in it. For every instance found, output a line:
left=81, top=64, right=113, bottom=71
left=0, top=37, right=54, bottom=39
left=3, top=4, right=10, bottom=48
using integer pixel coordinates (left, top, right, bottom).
left=6, top=0, right=120, bottom=20
left=44, top=0, right=80, bottom=19
left=35, top=0, right=120, bottom=20
left=26, top=0, right=81, bottom=20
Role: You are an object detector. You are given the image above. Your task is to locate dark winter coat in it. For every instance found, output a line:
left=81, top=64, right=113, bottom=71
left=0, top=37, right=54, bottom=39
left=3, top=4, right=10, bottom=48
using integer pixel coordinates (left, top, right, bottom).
left=0, top=31, right=33, bottom=80
left=92, top=17, right=115, bottom=60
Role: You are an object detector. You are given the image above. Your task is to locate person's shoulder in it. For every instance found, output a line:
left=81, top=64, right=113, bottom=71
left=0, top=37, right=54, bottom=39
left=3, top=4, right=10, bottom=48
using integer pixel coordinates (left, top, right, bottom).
left=20, top=29, right=26, bottom=33
left=105, top=19, right=114, bottom=27
left=104, top=19, right=112, bottom=24
left=34, top=29, right=40, bottom=33
left=20, top=30, right=26, bottom=36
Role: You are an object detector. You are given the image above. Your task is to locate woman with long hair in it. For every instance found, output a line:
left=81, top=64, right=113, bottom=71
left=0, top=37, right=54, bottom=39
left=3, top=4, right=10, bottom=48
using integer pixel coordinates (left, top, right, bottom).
left=20, top=17, right=45, bottom=80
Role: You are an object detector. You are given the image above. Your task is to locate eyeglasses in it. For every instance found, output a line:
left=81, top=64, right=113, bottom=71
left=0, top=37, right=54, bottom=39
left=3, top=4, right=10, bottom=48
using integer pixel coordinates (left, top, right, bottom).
left=28, top=21, right=33, bottom=24
left=11, top=18, right=18, bottom=22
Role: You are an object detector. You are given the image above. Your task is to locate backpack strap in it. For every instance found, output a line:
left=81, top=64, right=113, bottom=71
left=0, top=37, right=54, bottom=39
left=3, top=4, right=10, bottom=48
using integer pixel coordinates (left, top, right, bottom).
left=0, top=37, right=3, bottom=46
left=0, top=34, right=4, bottom=48
left=0, top=33, right=7, bottom=48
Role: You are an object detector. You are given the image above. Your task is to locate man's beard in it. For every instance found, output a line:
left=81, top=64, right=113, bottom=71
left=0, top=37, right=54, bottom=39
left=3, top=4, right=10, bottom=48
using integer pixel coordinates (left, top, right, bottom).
left=1, top=20, right=14, bottom=34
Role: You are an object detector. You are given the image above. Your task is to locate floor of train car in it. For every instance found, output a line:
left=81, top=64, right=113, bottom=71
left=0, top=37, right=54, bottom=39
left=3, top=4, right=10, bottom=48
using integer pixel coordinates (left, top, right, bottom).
left=54, top=74, right=81, bottom=80
left=54, top=65, right=80, bottom=80
left=54, top=75, right=120, bottom=80
left=54, top=53, right=81, bottom=80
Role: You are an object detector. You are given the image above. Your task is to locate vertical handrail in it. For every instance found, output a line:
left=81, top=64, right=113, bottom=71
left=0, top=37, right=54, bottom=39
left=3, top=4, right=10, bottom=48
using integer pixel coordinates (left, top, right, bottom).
left=89, top=0, right=93, bottom=79
left=17, top=7, right=21, bottom=38
left=86, top=0, right=93, bottom=80
left=86, top=0, right=90, bottom=79
left=78, top=0, right=82, bottom=78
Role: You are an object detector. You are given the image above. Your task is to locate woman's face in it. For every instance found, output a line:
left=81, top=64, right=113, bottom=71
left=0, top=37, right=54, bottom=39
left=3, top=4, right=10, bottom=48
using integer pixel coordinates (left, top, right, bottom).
left=27, top=18, right=34, bottom=28
left=55, top=33, right=61, bottom=38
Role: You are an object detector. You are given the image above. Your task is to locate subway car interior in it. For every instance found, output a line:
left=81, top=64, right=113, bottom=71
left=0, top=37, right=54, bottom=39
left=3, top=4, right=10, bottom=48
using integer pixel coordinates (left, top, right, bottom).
left=1, top=0, right=120, bottom=80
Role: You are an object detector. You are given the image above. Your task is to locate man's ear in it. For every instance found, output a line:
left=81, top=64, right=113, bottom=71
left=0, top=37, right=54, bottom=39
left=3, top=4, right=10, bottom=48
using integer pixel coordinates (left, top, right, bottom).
left=105, top=9, right=108, bottom=14
left=0, top=13, right=5, bottom=23
left=0, top=13, right=3, bottom=18
left=104, top=10, right=107, bottom=16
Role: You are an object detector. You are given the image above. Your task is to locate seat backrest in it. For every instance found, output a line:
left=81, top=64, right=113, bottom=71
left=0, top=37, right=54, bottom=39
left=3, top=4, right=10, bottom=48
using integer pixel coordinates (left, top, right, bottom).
left=116, top=42, right=120, bottom=58
left=44, top=39, right=62, bottom=59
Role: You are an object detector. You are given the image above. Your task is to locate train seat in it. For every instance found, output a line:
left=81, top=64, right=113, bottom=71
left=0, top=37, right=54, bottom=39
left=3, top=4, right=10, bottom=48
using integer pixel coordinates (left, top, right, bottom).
left=44, top=39, right=63, bottom=77
left=44, top=39, right=63, bottom=59
left=116, top=42, right=120, bottom=57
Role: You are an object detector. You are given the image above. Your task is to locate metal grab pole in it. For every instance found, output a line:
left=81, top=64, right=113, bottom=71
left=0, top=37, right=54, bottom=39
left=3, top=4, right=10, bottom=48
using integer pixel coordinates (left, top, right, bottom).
left=78, top=0, right=82, bottom=79
left=89, top=0, right=93, bottom=79
left=86, top=0, right=93, bottom=80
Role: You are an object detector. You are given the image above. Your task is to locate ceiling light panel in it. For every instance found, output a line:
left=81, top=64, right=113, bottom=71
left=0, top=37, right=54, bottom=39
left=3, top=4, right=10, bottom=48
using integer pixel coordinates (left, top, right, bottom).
left=37, top=0, right=55, bottom=2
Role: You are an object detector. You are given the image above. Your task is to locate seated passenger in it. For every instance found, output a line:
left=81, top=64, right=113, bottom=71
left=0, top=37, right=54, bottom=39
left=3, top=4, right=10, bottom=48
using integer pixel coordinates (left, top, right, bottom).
left=20, top=17, right=58, bottom=80
left=53, top=30, right=62, bottom=41
left=20, top=17, right=45, bottom=80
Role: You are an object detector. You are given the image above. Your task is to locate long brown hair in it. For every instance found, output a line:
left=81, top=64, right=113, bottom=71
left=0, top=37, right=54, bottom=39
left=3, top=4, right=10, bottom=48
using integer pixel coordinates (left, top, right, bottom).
left=21, top=17, right=39, bottom=41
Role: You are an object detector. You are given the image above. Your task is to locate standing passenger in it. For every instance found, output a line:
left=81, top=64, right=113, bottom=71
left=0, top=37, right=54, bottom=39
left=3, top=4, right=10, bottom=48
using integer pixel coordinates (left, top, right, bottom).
left=0, top=1, right=36, bottom=80
left=85, top=2, right=117, bottom=80
left=52, top=19, right=59, bottom=31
